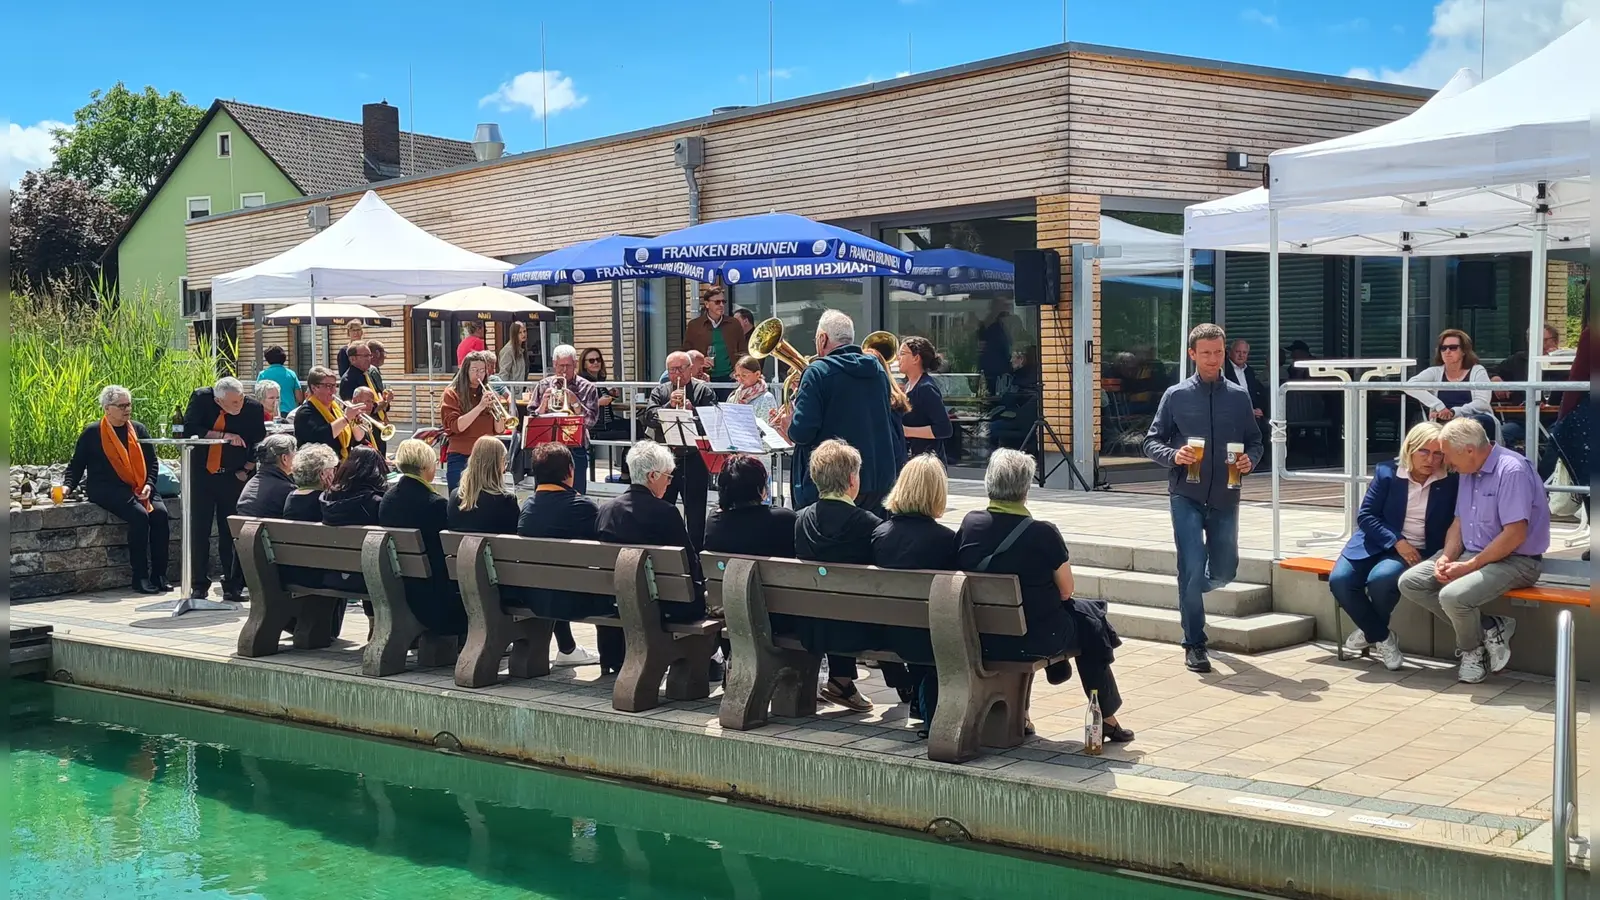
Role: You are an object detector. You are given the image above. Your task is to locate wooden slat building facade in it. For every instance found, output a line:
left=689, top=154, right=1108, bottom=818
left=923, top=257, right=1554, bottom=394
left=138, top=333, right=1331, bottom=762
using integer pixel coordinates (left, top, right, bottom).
left=184, top=43, right=1436, bottom=474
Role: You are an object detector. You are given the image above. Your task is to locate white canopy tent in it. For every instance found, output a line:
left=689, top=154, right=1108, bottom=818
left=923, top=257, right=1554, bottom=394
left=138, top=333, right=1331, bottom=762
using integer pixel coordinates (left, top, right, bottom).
left=1262, top=19, right=1592, bottom=480
left=211, top=191, right=513, bottom=365
left=1099, top=215, right=1187, bottom=277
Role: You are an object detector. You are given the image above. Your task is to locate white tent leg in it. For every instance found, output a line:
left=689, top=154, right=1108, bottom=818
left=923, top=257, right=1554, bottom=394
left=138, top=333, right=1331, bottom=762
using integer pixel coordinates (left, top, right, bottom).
left=1526, top=202, right=1548, bottom=468
left=1269, top=210, right=1281, bottom=560
left=1399, top=253, right=1411, bottom=362
left=310, top=276, right=320, bottom=369
left=1179, top=250, right=1193, bottom=379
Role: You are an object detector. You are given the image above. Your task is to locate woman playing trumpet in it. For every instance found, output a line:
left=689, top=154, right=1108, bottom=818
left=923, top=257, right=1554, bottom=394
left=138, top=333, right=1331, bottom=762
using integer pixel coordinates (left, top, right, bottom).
left=441, top=350, right=510, bottom=493
left=294, top=366, right=370, bottom=460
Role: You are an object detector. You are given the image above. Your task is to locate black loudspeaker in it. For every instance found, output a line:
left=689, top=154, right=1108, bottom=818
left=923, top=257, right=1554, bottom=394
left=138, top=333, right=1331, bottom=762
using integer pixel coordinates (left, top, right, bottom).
left=1013, top=248, right=1061, bottom=307
left=1456, top=259, right=1497, bottom=310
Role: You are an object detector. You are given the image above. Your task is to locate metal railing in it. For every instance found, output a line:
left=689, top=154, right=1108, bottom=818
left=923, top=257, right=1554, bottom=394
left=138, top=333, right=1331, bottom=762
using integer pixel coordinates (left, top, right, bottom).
left=1271, top=377, right=1591, bottom=559
left=1552, top=609, right=1583, bottom=897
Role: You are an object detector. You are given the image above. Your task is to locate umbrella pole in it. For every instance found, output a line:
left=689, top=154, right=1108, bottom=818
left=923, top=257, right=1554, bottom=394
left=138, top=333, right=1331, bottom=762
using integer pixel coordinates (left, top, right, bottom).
left=310, top=276, right=320, bottom=369
left=1178, top=250, right=1192, bottom=378
left=1526, top=200, right=1548, bottom=470
left=209, top=296, right=218, bottom=372
left=540, top=321, right=550, bottom=376
left=1268, top=210, right=1282, bottom=562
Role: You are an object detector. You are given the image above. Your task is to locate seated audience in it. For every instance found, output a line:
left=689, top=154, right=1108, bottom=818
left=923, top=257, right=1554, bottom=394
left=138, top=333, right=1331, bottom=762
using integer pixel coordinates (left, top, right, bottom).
left=448, top=436, right=519, bottom=534
left=319, top=445, right=388, bottom=605
left=510, top=442, right=607, bottom=669
left=1330, top=422, right=1458, bottom=670
left=702, top=455, right=796, bottom=557
left=377, top=439, right=468, bottom=637
left=596, top=440, right=708, bottom=621
left=1405, top=329, right=1498, bottom=441
left=255, top=379, right=284, bottom=423
left=222, top=433, right=299, bottom=597
left=282, top=444, right=338, bottom=522
left=955, top=449, right=1133, bottom=742
left=1398, top=417, right=1549, bottom=684
left=63, top=385, right=170, bottom=594
left=869, top=453, right=957, bottom=726
left=792, top=439, right=885, bottom=713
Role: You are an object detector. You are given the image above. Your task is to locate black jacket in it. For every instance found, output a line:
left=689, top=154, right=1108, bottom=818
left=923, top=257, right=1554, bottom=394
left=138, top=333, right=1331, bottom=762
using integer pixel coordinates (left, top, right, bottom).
left=282, top=489, right=324, bottom=522
left=293, top=398, right=361, bottom=458
left=64, top=420, right=157, bottom=506
left=380, top=475, right=465, bottom=634
left=870, top=514, right=958, bottom=664
left=1225, top=362, right=1268, bottom=413
left=596, top=485, right=705, bottom=617
left=1143, top=374, right=1264, bottom=509
left=794, top=499, right=881, bottom=565
left=642, top=379, right=716, bottom=454
left=237, top=465, right=296, bottom=518
left=787, top=346, right=901, bottom=506
left=320, top=485, right=383, bottom=527
left=518, top=486, right=600, bottom=539
left=183, top=388, right=266, bottom=475
left=447, top=489, right=520, bottom=534
left=703, top=504, right=797, bottom=558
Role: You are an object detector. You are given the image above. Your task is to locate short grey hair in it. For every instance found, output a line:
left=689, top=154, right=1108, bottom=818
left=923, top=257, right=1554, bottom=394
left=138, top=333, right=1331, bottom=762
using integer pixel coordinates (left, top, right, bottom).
left=98, top=384, right=132, bottom=409
left=214, top=376, right=245, bottom=397
left=291, top=443, right=338, bottom=489
left=253, top=380, right=280, bottom=402
left=627, top=440, right=675, bottom=481
left=809, top=439, right=861, bottom=497
left=551, top=344, right=578, bottom=364
left=818, top=309, right=855, bottom=348
left=985, top=448, right=1036, bottom=504
left=255, top=433, right=297, bottom=468
left=1440, top=416, right=1490, bottom=452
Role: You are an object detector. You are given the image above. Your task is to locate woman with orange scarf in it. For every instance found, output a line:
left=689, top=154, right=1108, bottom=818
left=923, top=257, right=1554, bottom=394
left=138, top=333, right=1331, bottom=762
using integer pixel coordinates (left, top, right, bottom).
left=63, top=385, right=170, bottom=594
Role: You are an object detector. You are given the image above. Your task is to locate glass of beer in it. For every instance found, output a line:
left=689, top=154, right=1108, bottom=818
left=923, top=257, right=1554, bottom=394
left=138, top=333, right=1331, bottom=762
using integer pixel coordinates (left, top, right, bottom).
left=1185, top=437, right=1205, bottom=483
left=1226, top=442, right=1245, bottom=490
left=50, top=482, right=65, bottom=505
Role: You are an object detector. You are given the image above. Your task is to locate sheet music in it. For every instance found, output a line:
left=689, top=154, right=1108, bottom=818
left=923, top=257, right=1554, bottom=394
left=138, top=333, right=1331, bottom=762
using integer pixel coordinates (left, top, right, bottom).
left=754, top=416, right=793, bottom=452
left=656, top=408, right=701, bottom=448
left=698, top=403, right=765, bottom=453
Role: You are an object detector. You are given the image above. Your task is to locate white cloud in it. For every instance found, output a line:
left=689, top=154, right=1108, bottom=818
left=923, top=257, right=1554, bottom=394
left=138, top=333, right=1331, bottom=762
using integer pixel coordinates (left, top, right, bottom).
left=849, top=72, right=912, bottom=87
left=1345, top=0, right=1591, bottom=87
left=1240, top=8, right=1280, bottom=29
left=480, top=70, right=588, bottom=118
left=770, top=67, right=796, bottom=80
left=0, top=119, right=65, bottom=189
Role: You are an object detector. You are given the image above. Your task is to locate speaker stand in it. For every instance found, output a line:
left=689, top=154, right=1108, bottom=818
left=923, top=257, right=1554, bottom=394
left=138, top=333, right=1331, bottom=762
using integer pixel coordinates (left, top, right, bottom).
left=1021, top=415, right=1092, bottom=491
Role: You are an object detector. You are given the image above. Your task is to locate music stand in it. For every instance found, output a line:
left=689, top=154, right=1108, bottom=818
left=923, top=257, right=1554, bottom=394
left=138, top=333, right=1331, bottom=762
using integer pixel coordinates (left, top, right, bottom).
left=656, top=408, right=701, bottom=450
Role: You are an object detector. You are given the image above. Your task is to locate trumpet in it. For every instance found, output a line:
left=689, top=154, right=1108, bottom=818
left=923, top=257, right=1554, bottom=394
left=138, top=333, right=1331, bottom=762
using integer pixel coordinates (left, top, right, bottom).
left=359, top=412, right=397, bottom=441
left=749, top=317, right=814, bottom=419
left=488, top=390, right=519, bottom=432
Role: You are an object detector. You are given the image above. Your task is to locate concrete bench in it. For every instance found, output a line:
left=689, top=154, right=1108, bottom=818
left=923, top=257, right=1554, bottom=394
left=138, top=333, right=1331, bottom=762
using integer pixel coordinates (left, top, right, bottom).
left=442, top=531, right=720, bottom=712
left=704, top=553, right=1072, bottom=764
left=1278, top=556, right=1589, bottom=662
left=229, top=516, right=460, bottom=676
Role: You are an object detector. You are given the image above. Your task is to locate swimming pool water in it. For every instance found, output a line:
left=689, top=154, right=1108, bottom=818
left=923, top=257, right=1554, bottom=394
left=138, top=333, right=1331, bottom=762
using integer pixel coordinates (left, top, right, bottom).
left=10, top=683, right=1227, bottom=899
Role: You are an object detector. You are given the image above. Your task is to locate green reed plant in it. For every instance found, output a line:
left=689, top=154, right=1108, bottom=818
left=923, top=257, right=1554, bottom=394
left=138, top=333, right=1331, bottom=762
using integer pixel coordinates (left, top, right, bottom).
left=10, top=289, right=214, bottom=465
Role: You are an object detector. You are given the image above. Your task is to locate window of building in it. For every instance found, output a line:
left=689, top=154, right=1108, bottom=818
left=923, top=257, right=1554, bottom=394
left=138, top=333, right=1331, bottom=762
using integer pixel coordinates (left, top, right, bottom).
left=294, top=326, right=332, bottom=376
left=186, top=196, right=211, bottom=220
left=240, top=192, right=266, bottom=209
left=181, top=281, right=212, bottom=318
left=217, top=132, right=232, bottom=158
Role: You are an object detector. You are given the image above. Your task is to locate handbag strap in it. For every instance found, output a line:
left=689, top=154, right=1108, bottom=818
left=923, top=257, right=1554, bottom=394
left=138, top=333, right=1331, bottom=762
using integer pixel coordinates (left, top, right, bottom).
left=974, top=517, right=1033, bottom=572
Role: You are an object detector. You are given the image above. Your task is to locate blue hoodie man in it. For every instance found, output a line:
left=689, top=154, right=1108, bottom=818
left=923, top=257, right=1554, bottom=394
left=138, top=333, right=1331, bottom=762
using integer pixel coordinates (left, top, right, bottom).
left=784, top=310, right=901, bottom=510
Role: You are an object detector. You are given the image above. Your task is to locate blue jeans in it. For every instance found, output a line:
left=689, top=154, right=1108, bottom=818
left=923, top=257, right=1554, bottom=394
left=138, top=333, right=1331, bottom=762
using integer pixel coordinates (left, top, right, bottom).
left=446, top=452, right=468, bottom=493
left=571, top=445, right=589, bottom=495
left=1169, top=495, right=1239, bottom=649
left=1328, top=551, right=1406, bottom=643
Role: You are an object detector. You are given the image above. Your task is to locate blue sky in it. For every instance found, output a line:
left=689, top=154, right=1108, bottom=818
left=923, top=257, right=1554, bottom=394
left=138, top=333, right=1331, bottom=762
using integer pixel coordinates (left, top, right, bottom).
left=2, top=0, right=1587, bottom=184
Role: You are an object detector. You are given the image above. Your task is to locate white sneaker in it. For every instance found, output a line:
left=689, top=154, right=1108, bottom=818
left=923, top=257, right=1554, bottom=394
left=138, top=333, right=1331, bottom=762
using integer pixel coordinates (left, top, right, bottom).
left=553, top=647, right=600, bottom=667
left=1343, top=629, right=1372, bottom=654
left=1483, top=615, right=1517, bottom=674
left=1375, top=632, right=1404, bottom=671
left=1457, top=646, right=1488, bottom=684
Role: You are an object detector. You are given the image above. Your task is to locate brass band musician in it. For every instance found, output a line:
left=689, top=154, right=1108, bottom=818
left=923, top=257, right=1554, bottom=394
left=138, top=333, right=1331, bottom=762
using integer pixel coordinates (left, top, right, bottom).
left=295, top=365, right=371, bottom=460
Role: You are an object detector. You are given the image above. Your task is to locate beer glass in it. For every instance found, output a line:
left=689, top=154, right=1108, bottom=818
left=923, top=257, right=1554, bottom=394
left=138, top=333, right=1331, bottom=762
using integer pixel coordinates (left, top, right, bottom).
left=1185, top=437, right=1205, bottom=484
left=1226, top=442, right=1245, bottom=490
left=50, top=482, right=65, bottom=505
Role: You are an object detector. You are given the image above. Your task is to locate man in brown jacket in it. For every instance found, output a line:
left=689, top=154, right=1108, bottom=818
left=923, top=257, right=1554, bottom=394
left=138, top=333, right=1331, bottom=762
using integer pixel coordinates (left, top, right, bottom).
left=681, top=285, right=746, bottom=391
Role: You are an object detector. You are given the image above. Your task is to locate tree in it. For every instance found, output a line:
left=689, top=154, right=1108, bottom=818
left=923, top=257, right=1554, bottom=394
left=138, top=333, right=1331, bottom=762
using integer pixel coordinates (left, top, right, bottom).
left=8, top=169, right=123, bottom=296
left=50, top=83, right=203, bottom=214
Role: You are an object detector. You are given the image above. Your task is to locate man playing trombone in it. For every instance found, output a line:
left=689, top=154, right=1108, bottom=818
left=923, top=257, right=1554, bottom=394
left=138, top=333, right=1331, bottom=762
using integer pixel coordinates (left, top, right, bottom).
left=295, top=366, right=371, bottom=460
left=530, top=345, right=600, bottom=493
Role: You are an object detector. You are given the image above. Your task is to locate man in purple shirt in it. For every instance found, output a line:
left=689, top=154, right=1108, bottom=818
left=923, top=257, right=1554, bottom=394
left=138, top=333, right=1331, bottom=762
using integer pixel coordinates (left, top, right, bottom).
left=1398, top=417, right=1549, bottom=684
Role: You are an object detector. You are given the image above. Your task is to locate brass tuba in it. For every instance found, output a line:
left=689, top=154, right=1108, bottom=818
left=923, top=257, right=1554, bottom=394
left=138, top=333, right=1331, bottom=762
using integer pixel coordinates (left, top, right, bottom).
left=862, top=330, right=911, bottom=414
left=749, top=317, right=813, bottom=418
left=545, top=375, right=574, bottom=416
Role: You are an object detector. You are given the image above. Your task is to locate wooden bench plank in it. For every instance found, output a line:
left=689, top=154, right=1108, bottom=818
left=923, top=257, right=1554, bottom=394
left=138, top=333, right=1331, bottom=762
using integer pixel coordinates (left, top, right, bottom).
left=441, top=531, right=693, bottom=575
left=229, top=516, right=426, bottom=554
left=702, top=553, right=1024, bottom=607
left=707, top=583, right=1028, bottom=635
left=1277, top=556, right=1590, bottom=606
left=273, top=544, right=430, bottom=580
left=489, top=560, right=698, bottom=604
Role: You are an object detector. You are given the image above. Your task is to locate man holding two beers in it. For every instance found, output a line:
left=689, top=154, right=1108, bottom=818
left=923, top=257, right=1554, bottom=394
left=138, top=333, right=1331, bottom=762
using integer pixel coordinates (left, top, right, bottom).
left=1144, top=323, right=1262, bottom=674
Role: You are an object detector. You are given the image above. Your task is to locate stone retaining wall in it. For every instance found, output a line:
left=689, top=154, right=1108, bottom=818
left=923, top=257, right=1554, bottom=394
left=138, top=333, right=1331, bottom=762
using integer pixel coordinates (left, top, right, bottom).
left=10, top=498, right=219, bottom=602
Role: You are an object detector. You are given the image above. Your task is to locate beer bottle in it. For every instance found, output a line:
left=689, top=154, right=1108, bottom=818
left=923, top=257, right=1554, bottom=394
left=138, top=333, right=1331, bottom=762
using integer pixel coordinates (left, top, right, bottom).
left=1084, top=689, right=1104, bottom=756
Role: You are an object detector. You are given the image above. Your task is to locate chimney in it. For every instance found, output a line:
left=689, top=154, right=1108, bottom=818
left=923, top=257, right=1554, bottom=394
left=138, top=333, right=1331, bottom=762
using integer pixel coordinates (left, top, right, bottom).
left=362, top=101, right=402, bottom=182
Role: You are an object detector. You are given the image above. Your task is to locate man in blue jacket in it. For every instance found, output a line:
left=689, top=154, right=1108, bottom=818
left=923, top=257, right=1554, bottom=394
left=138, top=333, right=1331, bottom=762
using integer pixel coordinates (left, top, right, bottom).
left=1143, top=323, right=1263, bottom=673
left=779, top=309, right=901, bottom=511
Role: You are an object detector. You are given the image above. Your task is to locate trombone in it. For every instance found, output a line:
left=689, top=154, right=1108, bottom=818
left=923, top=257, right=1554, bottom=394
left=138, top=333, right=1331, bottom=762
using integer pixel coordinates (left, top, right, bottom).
left=358, top=411, right=397, bottom=441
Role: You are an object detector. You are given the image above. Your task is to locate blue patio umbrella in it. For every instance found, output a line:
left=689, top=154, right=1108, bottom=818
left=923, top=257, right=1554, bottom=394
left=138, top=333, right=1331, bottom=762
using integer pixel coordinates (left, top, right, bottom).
left=505, top=234, right=665, bottom=287
left=887, top=247, right=1016, bottom=296
left=622, top=213, right=913, bottom=279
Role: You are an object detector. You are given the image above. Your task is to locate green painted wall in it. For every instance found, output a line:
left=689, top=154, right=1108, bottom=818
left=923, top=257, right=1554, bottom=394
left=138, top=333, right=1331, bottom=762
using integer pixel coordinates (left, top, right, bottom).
left=116, top=109, right=300, bottom=309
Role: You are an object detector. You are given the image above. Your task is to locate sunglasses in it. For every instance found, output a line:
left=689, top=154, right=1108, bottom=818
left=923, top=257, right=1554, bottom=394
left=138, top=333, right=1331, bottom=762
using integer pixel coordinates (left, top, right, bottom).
left=1438, top=344, right=1463, bottom=352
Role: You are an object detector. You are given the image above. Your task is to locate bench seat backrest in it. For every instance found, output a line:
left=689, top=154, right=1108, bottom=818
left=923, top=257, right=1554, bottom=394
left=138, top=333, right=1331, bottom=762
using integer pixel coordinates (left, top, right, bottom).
left=701, top=553, right=1029, bottom=636
left=227, top=516, right=431, bottom=585
left=439, top=532, right=697, bottom=604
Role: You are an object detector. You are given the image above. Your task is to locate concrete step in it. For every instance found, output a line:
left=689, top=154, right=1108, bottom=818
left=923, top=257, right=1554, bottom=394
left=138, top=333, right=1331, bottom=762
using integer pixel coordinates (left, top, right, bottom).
left=1072, top=567, right=1274, bottom=617
left=1104, top=603, right=1316, bottom=654
left=1068, top=540, right=1278, bottom=585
